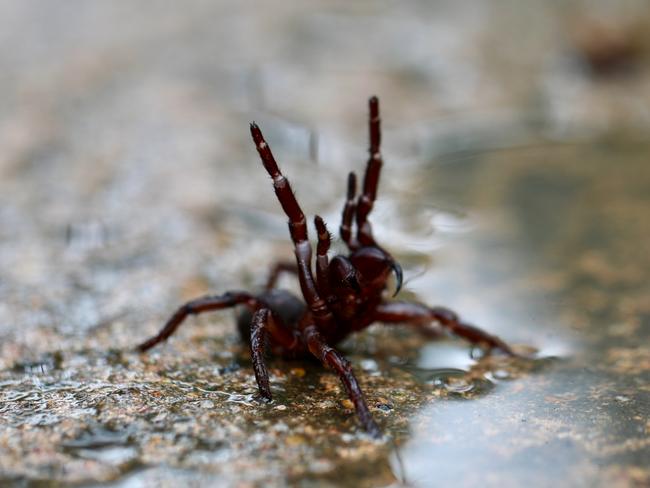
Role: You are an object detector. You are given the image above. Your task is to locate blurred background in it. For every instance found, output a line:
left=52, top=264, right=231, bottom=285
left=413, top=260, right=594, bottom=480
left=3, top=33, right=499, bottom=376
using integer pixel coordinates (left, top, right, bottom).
left=1, top=1, right=649, bottom=487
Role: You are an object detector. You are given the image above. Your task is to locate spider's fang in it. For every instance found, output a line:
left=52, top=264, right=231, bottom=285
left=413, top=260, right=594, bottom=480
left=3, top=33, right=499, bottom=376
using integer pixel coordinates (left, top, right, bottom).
left=390, top=261, right=403, bottom=297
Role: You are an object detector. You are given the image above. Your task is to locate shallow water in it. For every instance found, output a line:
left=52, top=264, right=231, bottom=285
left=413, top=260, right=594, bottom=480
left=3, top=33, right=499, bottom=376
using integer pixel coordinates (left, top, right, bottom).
left=1, top=2, right=650, bottom=487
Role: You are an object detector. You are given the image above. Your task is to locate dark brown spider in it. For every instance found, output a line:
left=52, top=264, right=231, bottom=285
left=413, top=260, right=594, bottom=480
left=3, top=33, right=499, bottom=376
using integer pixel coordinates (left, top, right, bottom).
left=137, top=96, right=514, bottom=438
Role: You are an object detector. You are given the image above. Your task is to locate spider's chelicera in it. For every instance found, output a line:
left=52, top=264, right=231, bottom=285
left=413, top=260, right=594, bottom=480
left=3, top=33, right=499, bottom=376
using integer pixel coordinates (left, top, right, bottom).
left=138, top=97, right=514, bottom=438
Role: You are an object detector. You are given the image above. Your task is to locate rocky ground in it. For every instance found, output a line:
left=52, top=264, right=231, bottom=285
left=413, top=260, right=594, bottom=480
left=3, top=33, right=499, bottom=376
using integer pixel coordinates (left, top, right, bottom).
left=1, top=2, right=649, bottom=487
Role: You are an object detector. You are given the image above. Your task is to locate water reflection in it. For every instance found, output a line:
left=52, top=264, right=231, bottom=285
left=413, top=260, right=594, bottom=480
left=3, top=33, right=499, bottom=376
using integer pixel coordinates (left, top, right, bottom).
left=416, top=343, right=477, bottom=371
left=385, top=141, right=650, bottom=487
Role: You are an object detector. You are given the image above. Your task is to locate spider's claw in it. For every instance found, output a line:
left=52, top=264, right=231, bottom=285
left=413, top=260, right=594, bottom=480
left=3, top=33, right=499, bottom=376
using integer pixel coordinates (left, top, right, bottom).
left=136, top=340, right=153, bottom=353
left=493, top=341, right=520, bottom=358
left=250, top=122, right=263, bottom=148
left=255, top=392, right=273, bottom=404
left=363, top=418, right=383, bottom=439
left=390, top=260, right=403, bottom=297
left=249, top=121, right=259, bottom=140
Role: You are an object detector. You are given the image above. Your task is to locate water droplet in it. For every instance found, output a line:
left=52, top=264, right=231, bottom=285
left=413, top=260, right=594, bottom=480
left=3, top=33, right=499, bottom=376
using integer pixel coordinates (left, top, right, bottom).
left=75, top=446, right=138, bottom=465
left=376, top=402, right=393, bottom=412
left=417, top=343, right=476, bottom=370
left=470, top=347, right=486, bottom=360
left=360, top=359, right=379, bottom=374
left=62, top=425, right=131, bottom=449
left=492, top=369, right=510, bottom=380
left=443, top=378, right=474, bottom=394
left=341, top=433, right=355, bottom=443
left=12, top=351, right=63, bottom=375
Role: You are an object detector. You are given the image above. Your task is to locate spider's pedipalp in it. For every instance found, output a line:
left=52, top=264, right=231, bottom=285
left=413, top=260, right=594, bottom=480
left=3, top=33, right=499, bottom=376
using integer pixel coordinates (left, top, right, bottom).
left=314, top=215, right=332, bottom=297
left=314, top=215, right=331, bottom=256
left=340, top=171, right=358, bottom=249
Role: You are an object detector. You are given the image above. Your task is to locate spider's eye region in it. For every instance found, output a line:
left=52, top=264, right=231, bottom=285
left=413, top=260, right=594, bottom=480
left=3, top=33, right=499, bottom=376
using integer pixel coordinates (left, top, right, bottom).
left=350, top=247, right=392, bottom=283
left=343, top=273, right=362, bottom=294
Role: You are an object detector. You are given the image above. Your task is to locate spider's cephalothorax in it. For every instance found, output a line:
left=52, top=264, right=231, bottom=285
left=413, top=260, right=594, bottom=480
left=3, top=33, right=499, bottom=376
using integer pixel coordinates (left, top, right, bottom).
left=137, top=97, right=515, bottom=438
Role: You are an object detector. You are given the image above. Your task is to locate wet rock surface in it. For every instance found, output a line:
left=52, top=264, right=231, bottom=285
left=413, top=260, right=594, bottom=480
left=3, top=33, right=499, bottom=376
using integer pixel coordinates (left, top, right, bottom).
left=1, top=2, right=649, bottom=487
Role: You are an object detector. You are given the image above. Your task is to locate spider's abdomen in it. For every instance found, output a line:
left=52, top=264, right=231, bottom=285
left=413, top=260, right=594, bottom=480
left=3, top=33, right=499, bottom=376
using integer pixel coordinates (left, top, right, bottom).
left=236, top=289, right=306, bottom=342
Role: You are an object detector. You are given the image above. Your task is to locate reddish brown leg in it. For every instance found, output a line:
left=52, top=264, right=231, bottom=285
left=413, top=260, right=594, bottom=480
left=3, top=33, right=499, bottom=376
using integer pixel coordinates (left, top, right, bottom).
left=250, top=309, right=272, bottom=399
left=265, top=261, right=298, bottom=290
left=314, top=215, right=332, bottom=298
left=373, top=301, right=515, bottom=355
left=304, top=325, right=381, bottom=438
left=249, top=308, right=299, bottom=401
left=356, top=96, right=383, bottom=247
left=339, top=172, right=359, bottom=250
left=137, top=291, right=258, bottom=352
left=250, top=123, right=333, bottom=331
left=315, top=215, right=361, bottom=300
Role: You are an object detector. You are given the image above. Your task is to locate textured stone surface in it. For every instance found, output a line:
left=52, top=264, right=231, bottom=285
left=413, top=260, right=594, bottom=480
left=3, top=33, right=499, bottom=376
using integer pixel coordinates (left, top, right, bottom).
left=1, top=2, right=649, bottom=487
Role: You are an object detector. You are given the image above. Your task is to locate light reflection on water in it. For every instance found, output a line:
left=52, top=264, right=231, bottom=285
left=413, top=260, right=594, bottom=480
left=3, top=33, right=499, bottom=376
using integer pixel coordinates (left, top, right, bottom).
left=416, top=343, right=477, bottom=371
left=380, top=141, right=650, bottom=487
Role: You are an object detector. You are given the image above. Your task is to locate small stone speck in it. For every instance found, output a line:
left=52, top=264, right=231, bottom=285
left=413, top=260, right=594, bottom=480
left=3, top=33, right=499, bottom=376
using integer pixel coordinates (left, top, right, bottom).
left=290, top=367, right=306, bottom=378
left=341, top=399, right=354, bottom=410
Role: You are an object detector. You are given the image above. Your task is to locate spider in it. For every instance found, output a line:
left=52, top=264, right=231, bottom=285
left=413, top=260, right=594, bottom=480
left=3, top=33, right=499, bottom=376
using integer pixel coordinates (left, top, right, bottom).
left=137, top=96, right=515, bottom=438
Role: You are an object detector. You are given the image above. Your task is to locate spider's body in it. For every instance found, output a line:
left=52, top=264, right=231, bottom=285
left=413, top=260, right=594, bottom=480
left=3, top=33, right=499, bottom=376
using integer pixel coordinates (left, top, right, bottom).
left=138, top=97, right=514, bottom=437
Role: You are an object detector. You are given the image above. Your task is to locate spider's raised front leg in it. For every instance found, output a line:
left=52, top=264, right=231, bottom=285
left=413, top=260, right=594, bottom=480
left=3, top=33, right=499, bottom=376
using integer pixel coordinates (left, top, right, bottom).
left=356, top=96, right=383, bottom=247
left=373, top=301, right=515, bottom=355
left=137, top=291, right=259, bottom=352
left=304, top=324, right=381, bottom=438
left=250, top=123, right=334, bottom=332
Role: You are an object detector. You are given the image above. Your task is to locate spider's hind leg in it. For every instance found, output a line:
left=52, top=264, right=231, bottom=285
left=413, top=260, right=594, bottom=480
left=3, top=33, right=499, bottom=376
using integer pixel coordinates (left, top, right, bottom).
left=373, top=301, right=515, bottom=356
left=137, top=291, right=258, bottom=352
